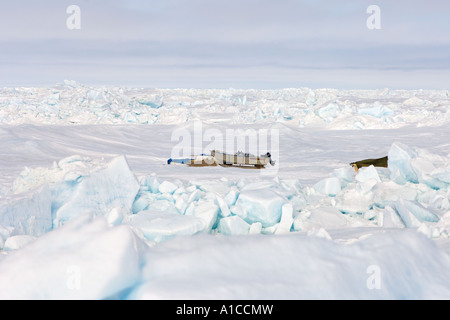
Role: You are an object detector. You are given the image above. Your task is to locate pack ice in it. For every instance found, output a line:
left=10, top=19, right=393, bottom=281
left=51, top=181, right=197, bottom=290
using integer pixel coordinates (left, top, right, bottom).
left=1, top=81, right=449, bottom=129
left=1, top=83, right=450, bottom=299
left=0, top=140, right=449, bottom=299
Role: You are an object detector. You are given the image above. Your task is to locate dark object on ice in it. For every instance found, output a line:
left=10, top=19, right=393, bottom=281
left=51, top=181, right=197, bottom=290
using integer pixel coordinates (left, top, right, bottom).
left=350, top=156, right=388, bottom=172
left=167, top=158, right=191, bottom=165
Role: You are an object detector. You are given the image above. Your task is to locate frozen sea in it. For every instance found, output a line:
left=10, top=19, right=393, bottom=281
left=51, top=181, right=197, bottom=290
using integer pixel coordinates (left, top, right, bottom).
left=1, top=80, right=450, bottom=300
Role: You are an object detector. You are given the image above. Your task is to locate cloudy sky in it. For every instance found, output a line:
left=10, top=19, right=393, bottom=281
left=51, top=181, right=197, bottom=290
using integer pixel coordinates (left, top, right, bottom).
left=1, top=0, right=450, bottom=89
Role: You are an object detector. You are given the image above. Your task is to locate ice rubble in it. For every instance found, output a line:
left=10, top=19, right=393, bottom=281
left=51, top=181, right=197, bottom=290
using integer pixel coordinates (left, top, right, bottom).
left=1, top=82, right=450, bottom=299
left=0, top=213, right=143, bottom=299
left=1, top=81, right=449, bottom=128
left=2, top=211, right=450, bottom=299
left=0, top=142, right=449, bottom=299
left=0, top=141, right=449, bottom=249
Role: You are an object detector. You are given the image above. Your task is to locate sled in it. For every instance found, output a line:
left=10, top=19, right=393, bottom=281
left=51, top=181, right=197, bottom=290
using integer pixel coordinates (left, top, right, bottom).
left=211, top=150, right=275, bottom=168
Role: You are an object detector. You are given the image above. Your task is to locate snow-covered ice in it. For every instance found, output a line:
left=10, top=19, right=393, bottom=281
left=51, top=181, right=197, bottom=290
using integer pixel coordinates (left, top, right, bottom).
left=1, top=82, right=450, bottom=299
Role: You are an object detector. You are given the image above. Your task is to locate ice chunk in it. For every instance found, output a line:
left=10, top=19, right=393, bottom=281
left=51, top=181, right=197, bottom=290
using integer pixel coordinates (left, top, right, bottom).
left=358, top=103, right=394, bottom=118
left=174, top=194, right=188, bottom=214
left=141, top=174, right=160, bottom=193
left=332, top=167, right=353, bottom=185
left=132, top=193, right=151, bottom=214
left=411, top=153, right=448, bottom=190
left=394, top=199, right=439, bottom=228
left=193, top=199, right=219, bottom=231
left=54, top=156, right=139, bottom=227
left=105, top=207, right=127, bottom=226
left=388, top=143, right=418, bottom=184
left=0, top=225, right=12, bottom=249
left=335, top=188, right=373, bottom=214
left=3, top=235, right=36, bottom=251
left=217, top=215, right=250, bottom=235
left=313, top=177, right=341, bottom=196
left=187, top=189, right=203, bottom=203
left=136, top=99, right=162, bottom=109
left=12, top=155, right=95, bottom=195
left=290, top=194, right=308, bottom=212
left=293, top=206, right=348, bottom=231
left=230, top=204, right=245, bottom=218
left=388, top=142, right=449, bottom=189
left=317, top=103, right=340, bottom=121
left=0, top=213, right=142, bottom=299
left=195, top=180, right=230, bottom=196
left=214, top=193, right=231, bottom=217
left=224, top=186, right=239, bottom=207
left=0, top=185, right=52, bottom=237
left=372, top=181, right=417, bottom=208
left=279, top=179, right=303, bottom=197
left=381, top=205, right=405, bottom=228
left=436, top=211, right=450, bottom=236
left=249, top=222, right=262, bottom=234
left=63, top=79, right=80, bottom=88
left=393, top=204, right=421, bottom=228
left=127, top=210, right=206, bottom=243
left=235, top=189, right=287, bottom=227
left=87, top=90, right=103, bottom=101
left=429, top=194, right=450, bottom=211
left=275, top=203, right=294, bottom=234
left=158, top=180, right=178, bottom=194
left=355, top=165, right=381, bottom=183
left=307, top=228, right=332, bottom=240
left=145, top=197, right=179, bottom=215
left=356, top=181, right=376, bottom=196
left=437, top=167, right=450, bottom=184
left=417, top=223, right=441, bottom=238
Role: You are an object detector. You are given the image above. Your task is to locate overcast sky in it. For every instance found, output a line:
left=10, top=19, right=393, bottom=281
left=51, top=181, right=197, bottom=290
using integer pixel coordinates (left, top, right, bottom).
left=1, top=0, right=450, bottom=89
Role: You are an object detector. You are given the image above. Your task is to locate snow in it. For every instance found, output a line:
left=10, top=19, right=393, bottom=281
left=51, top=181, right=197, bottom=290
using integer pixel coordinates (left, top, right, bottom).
left=1, top=82, right=450, bottom=299
left=0, top=213, right=143, bottom=299
left=53, top=155, right=140, bottom=228
left=126, top=209, right=207, bottom=243
left=0, top=185, right=52, bottom=237
left=127, top=230, right=450, bottom=300
left=3, top=235, right=36, bottom=251
left=313, top=177, right=342, bottom=196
